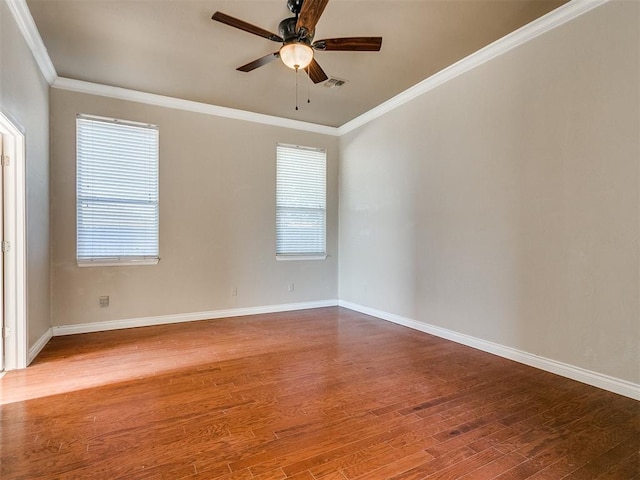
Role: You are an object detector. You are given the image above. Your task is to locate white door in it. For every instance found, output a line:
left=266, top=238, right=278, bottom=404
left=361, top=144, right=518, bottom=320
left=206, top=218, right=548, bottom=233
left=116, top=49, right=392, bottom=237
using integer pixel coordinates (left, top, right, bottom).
left=0, top=132, right=4, bottom=372
left=0, top=112, right=27, bottom=371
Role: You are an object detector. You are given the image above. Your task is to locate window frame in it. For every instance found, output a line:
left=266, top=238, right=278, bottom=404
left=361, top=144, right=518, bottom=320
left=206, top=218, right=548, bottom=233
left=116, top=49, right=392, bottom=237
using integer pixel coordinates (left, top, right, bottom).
left=275, top=143, right=327, bottom=261
left=76, top=114, right=160, bottom=267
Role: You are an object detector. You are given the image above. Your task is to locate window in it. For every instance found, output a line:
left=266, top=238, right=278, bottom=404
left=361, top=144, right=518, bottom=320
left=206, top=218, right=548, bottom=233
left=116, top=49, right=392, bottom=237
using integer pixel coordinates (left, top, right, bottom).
left=76, top=114, right=159, bottom=266
left=276, top=143, right=326, bottom=260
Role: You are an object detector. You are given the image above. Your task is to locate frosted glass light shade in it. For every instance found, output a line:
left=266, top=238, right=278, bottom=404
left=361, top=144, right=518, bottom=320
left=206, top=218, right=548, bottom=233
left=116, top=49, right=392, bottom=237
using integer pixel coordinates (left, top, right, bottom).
left=280, top=43, right=313, bottom=70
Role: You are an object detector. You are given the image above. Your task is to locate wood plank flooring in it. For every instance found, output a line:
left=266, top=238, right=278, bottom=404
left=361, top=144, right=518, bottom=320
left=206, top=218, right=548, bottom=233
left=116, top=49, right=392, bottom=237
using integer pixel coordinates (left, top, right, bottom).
left=1, top=307, right=638, bottom=479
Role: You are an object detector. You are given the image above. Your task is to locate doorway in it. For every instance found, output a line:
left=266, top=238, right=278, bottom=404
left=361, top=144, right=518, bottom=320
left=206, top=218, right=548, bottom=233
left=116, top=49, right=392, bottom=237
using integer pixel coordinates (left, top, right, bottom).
left=1, top=131, right=4, bottom=372
left=0, top=110, right=27, bottom=371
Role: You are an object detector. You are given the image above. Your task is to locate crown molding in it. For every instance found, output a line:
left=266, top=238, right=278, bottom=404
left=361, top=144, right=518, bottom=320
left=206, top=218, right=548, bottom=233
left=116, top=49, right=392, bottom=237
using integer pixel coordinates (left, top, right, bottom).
left=5, top=0, right=57, bottom=84
left=52, top=77, right=340, bottom=136
left=338, top=0, right=609, bottom=136
left=10, top=0, right=606, bottom=136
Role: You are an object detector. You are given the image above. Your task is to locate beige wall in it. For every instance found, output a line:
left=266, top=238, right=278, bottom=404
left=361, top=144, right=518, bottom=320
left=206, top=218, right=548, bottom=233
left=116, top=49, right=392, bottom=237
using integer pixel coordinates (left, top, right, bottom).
left=0, top=2, right=51, bottom=347
left=339, top=1, right=639, bottom=384
left=50, top=89, right=338, bottom=326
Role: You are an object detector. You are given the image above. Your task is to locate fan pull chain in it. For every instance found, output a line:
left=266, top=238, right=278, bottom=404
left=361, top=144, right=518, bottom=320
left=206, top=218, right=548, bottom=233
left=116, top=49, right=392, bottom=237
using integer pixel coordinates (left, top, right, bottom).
left=306, top=68, right=310, bottom=104
left=295, top=67, right=299, bottom=111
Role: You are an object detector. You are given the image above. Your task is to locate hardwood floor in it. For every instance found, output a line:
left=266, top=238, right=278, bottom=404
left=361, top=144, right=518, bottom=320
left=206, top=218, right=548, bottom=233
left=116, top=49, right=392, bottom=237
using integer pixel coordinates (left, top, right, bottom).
left=1, top=307, right=638, bottom=479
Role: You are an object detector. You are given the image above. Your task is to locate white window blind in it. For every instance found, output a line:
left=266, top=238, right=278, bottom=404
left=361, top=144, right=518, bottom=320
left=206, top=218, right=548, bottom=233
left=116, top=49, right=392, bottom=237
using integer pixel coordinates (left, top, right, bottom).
left=76, top=114, right=159, bottom=266
left=276, top=143, right=326, bottom=258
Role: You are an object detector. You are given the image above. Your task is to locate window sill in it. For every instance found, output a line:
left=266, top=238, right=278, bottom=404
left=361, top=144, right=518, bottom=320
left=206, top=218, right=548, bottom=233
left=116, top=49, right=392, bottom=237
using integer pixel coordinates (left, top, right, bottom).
left=77, top=258, right=159, bottom=267
left=276, top=254, right=327, bottom=261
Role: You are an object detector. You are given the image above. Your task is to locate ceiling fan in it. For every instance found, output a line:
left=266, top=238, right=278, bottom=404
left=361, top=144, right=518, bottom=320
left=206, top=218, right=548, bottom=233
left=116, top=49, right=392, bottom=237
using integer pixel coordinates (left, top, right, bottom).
left=212, top=0, right=382, bottom=84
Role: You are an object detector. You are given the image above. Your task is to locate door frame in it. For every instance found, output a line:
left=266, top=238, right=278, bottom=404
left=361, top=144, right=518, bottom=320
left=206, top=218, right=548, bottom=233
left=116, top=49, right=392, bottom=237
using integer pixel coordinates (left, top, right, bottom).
left=1, top=110, right=27, bottom=371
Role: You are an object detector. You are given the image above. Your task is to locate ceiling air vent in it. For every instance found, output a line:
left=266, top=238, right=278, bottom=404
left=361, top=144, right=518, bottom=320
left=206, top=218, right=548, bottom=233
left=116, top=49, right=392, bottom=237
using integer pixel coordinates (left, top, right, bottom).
left=324, top=77, right=348, bottom=88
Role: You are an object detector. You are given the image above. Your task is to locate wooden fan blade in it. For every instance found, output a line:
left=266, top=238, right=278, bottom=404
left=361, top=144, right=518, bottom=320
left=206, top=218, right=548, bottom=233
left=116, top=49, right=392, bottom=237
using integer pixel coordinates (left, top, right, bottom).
left=237, top=52, right=280, bottom=72
left=295, top=0, right=329, bottom=38
left=313, top=37, right=382, bottom=51
left=304, top=58, right=328, bottom=84
left=212, top=12, right=283, bottom=42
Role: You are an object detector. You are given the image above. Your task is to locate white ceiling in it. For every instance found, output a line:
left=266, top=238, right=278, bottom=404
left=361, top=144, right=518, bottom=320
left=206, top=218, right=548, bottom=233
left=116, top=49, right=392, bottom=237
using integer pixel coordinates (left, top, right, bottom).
left=26, top=0, right=568, bottom=127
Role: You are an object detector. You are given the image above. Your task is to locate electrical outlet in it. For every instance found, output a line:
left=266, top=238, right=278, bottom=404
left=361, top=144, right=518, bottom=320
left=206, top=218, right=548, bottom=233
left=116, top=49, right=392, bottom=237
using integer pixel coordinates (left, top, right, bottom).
left=231, top=287, right=238, bottom=297
left=99, top=296, right=109, bottom=308
left=288, top=282, right=294, bottom=292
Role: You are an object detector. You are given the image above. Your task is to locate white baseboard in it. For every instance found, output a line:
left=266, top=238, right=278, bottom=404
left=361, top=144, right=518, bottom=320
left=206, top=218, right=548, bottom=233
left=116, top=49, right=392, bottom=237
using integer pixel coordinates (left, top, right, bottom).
left=28, top=327, right=53, bottom=364
left=339, top=300, right=640, bottom=401
left=51, top=299, right=338, bottom=336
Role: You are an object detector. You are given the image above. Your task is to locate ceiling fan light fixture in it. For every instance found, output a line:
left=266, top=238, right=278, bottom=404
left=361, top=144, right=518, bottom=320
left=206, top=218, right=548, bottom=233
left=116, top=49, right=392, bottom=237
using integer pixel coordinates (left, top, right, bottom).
left=279, top=43, right=313, bottom=70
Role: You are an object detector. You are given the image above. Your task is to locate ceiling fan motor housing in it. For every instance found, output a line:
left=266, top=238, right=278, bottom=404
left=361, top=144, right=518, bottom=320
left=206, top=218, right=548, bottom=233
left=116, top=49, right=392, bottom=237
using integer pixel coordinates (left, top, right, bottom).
left=279, top=17, right=313, bottom=44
